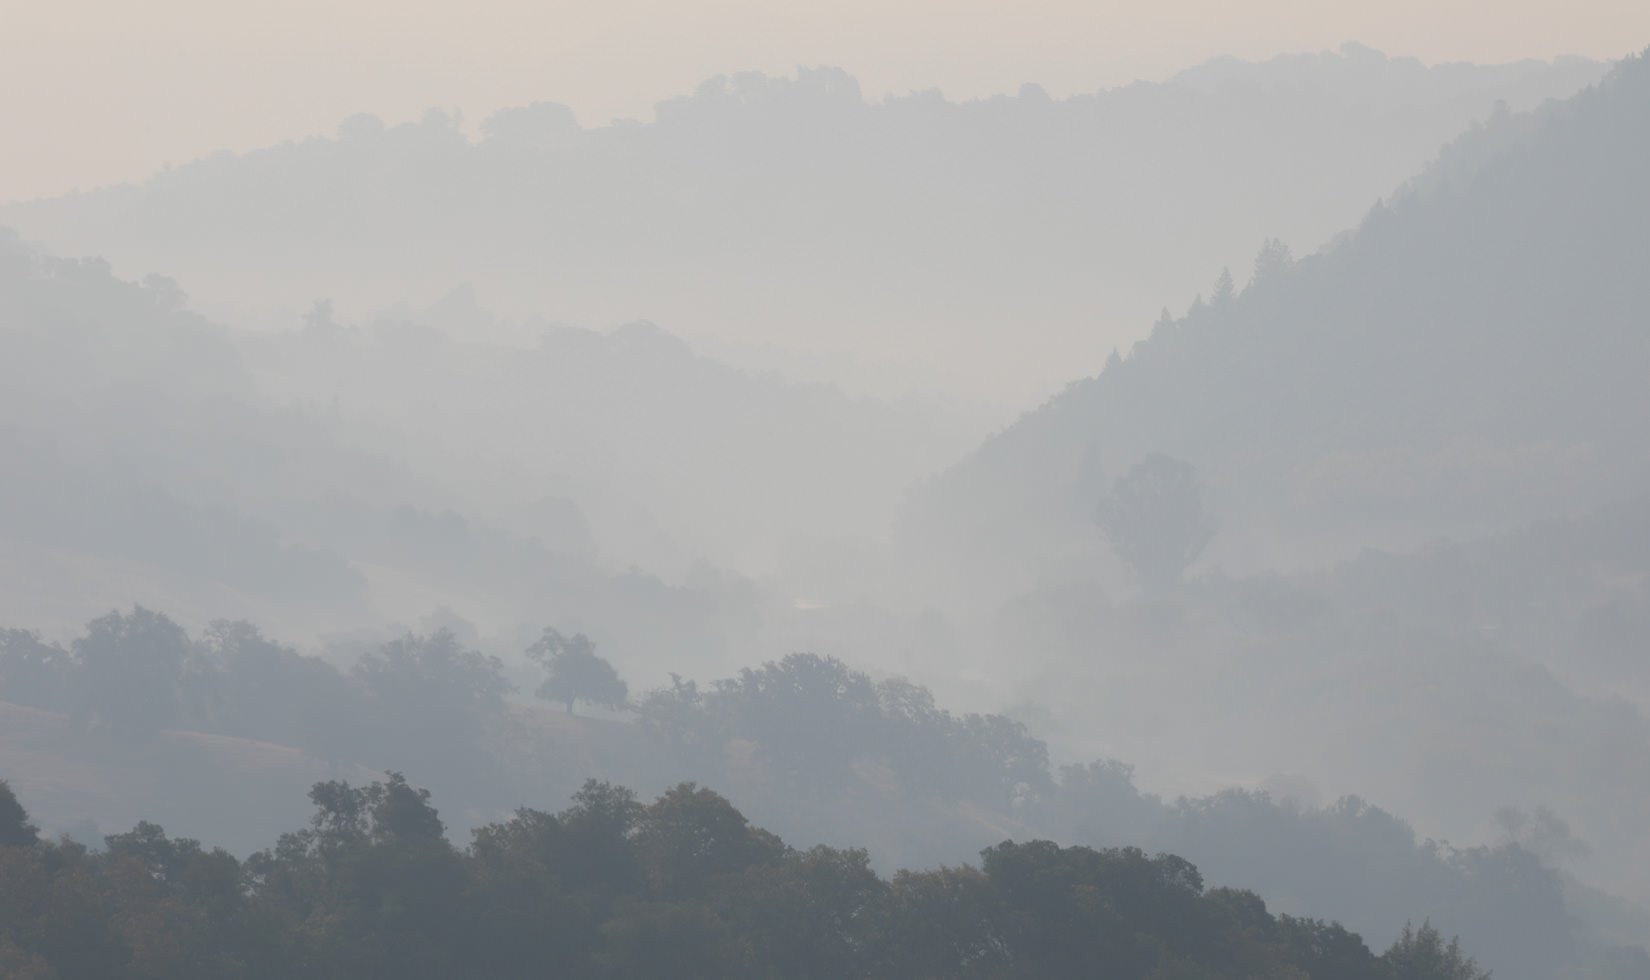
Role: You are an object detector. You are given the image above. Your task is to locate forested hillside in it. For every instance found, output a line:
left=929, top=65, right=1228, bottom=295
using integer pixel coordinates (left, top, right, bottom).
left=908, top=49, right=1650, bottom=581
left=2, top=18, right=1644, bottom=978
left=2, top=610, right=1644, bottom=979
left=883, top=65, right=1650, bottom=922
left=0, top=771, right=1536, bottom=980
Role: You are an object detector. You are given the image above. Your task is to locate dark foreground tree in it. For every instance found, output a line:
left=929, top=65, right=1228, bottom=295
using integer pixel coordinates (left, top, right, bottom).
left=527, top=628, right=628, bottom=714
left=0, top=772, right=1512, bottom=980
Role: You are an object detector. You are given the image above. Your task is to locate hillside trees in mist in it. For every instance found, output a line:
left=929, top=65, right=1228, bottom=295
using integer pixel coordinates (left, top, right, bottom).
left=0, top=39, right=1644, bottom=980
left=980, top=505, right=1650, bottom=970
left=0, top=606, right=1641, bottom=977
left=0, top=772, right=1525, bottom=980
left=1251, top=237, right=1295, bottom=285
left=0, top=631, right=71, bottom=715
left=887, top=60, right=1650, bottom=940
left=1385, top=923, right=1492, bottom=980
left=193, top=619, right=365, bottom=760
left=1097, top=453, right=1218, bottom=590
left=637, top=652, right=1051, bottom=809
left=911, top=47, right=1650, bottom=580
left=349, top=629, right=512, bottom=789
left=633, top=654, right=1634, bottom=980
left=0, top=611, right=513, bottom=782
left=527, top=628, right=628, bottom=714
left=70, top=607, right=191, bottom=737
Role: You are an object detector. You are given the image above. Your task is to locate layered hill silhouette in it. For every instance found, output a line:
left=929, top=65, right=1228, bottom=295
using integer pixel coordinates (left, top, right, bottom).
left=0, top=234, right=961, bottom=660
left=907, top=49, right=1650, bottom=582
left=0, top=47, right=1603, bottom=407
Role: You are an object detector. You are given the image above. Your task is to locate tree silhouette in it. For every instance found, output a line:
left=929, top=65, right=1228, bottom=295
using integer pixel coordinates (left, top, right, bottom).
left=1250, top=237, right=1294, bottom=287
left=0, top=780, right=37, bottom=847
left=1384, top=921, right=1492, bottom=980
left=0, top=770, right=1521, bottom=978
left=70, top=607, right=191, bottom=737
left=353, top=629, right=510, bottom=776
left=1097, top=454, right=1217, bottom=591
left=527, top=629, right=628, bottom=715
left=0, top=629, right=71, bottom=712
left=1211, top=266, right=1236, bottom=307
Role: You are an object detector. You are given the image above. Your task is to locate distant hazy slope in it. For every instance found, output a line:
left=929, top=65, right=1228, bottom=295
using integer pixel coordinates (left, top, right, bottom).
left=0, top=237, right=377, bottom=632
left=907, top=50, right=1650, bottom=576
left=0, top=47, right=1603, bottom=406
left=0, top=235, right=969, bottom=657
left=247, top=292, right=973, bottom=583
left=0, top=238, right=611, bottom=640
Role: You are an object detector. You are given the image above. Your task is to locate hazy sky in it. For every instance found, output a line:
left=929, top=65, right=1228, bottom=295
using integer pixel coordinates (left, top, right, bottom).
left=3, top=0, right=1647, bottom=202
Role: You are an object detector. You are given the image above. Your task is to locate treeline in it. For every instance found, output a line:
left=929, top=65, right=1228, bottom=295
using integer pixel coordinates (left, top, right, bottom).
left=0, top=773, right=1487, bottom=980
left=0, top=610, right=505, bottom=767
left=0, top=608, right=1055, bottom=816
left=635, top=651, right=1052, bottom=811
left=627, top=654, right=1635, bottom=980
left=2, top=610, right=1643, bottom=978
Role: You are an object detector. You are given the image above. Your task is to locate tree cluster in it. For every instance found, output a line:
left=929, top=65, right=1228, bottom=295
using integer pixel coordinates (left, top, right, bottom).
left=0, top=613, right=1637, bottom=978
left=0, top=610, right=628, bottom=762
left=0, top=775, right=1495, bottom=980
left=637, top=652, right=1051, bottom=811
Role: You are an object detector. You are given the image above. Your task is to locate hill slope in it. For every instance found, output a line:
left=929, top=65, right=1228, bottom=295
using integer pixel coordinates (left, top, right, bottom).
left=907, top=49, right=1650, bottom=582
left=0, top=235, right=967, bottom=672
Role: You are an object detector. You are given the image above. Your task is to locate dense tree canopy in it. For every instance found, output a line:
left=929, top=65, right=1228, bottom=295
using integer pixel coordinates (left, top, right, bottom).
left=637, top=652, right=1051, bottom=808
left=527, top=628, right=628, bottom=714
left=0, top=773, right=1529, bottom=980
left=70, top=607, right=192, bottom=737
left=0, top=610, right=1639, bottom=978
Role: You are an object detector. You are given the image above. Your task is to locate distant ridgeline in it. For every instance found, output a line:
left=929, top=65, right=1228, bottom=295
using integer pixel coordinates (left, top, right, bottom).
left=0, top=773, right=1496, bottom=980
left=0, top=48, right=1606, bottom=404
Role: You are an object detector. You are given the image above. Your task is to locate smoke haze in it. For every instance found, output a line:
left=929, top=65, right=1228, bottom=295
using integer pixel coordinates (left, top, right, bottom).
left=0, top=14, right=1647, bottom=980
